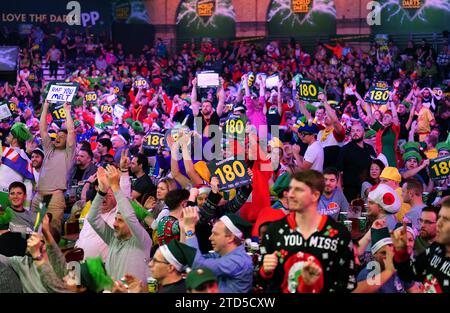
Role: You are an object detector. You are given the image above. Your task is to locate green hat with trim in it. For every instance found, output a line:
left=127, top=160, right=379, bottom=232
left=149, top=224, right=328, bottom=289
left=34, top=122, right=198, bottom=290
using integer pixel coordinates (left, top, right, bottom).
left=401, top=100, right=411, bottom=109
left=403, top=142, right=420, bottom=153
left=219, top=213, right=253, bottom=239
left=365, top=129, right=377, bottom=139
left=186, top=267, right=217, bottom=290
left=272, top=172, right=291, bottom=196
left=131, top=121, right=144, bottom=133
left=80, top=257, right=114, bottom=292
left=159, top=240, right=196, bottom=272
left=402, top=151, right=422, bottom=163
left=10, top=122, right=32, bottom=142
left=436, top=142, right=450, bottom=153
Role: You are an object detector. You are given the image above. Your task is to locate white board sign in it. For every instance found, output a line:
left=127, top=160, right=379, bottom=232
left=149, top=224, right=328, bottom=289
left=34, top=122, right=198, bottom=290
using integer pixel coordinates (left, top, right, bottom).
left=46, top=82, right=79, bottom=104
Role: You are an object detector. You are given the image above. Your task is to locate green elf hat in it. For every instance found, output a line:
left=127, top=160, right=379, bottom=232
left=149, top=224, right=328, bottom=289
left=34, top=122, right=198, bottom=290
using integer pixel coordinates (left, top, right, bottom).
left=184, top=97, right=191, bottom=105
left=125, top=118, right=134, bottom=125
left=403, top=151, right=422, bottom=163
left=159, top=240, right=197, bottom=272
left=403, top=142, right=420, bottom=153
left=10, top=122, right=33, bottom=142
left=370, top=227, right=392, bottom=254
left=0, top=206, right=13, bottom=230
left=186, top=267, right=217, bottom=291
left=129, top=199, right=150, bottom=222
left=272, top=172, right=291, bottom=196
left=131, top=121, right=144, bottom=133
left=401, top=100, right=411, bottom=109
left=365, top=129, right=377, bottom=139
left=436, top=142, right=450, bottom=153
left=318, top=86, right=325, bottom=95
left=219, top=213, right=253, bottom=239
left=306, top=103, right=318, bottom=114
left=80, top=257, right=114, bottom=292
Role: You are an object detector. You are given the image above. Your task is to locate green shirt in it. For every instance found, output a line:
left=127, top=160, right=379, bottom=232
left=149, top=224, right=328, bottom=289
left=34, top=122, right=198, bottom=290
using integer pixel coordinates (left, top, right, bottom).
left=373, top=121, right=397, bottom=166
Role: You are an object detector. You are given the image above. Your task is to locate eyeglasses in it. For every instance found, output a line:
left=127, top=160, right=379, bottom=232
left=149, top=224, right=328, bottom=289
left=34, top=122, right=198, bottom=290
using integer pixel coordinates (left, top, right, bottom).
left=299, top=131, right=312, bottom=137
left=419, top=218, right=436, bottom=225
left=148, top=257, right=170, bottom=265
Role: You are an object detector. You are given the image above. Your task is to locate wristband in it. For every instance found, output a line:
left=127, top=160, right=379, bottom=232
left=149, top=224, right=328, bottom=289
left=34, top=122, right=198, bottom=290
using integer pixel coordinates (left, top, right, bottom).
left=32, top=254, right=43, bottom=261
left=185, top=230, right=195, bottom=238
left=98, top=190, right=107, bottom=197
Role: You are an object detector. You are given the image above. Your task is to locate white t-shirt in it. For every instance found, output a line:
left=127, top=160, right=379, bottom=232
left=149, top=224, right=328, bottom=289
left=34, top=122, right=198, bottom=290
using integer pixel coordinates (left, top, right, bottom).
left=76, top=207, right=117, bottom=262
left=304, top=141, right=324, bottom=172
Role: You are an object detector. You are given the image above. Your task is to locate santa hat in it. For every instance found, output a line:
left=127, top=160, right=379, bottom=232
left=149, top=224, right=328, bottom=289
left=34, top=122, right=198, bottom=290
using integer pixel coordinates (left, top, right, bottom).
left=220, top=213, right=253, bottom=239
left=368, top=184, right=401, bottom=214
left=371, top=227, right=393, bottom=254
left=159, top=240, right=196, bottom=272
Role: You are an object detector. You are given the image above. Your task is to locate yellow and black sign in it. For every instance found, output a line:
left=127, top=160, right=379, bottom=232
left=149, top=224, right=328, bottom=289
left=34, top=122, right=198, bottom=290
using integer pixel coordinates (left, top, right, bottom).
left=365, top=81, right=392, bottom=105
left=224, top=117, right=245, bottom=139
left=50, top=103, right=67, bottom=122
left=292, top=0, right=312, bottom=14
left=133, top=76, right=148, bottom=89
left=143, top=132, right=165, bottom=150
left=197, top=0, right=215, bottom=17
left=84, top=91, right=97, bottom=105
left=429, top=155, right=450, bottom=181
left=8, top=101, right=17, bottom=112
left=100, top=104, right=113, bottom=114
left=208, top=157, right=251, bottom=191
left=297, top=79, right=319, bottom=101
left=402, top=0, right=421, bottom=9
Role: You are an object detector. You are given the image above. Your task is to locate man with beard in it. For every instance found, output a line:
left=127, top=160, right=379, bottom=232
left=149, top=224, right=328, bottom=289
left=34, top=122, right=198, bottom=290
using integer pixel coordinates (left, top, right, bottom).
left=392, top=198, right=450, bottom=293
left=369, top=104, right=401, bottom=167
left=68, top=148, right=97, bottom=187
left=259, top=170, right=356, bottom=293
left=337, top=122, right=376, bottom=202
left=318, top=167, right=349, bottom=221
left=191, top=77, right=224, bottom=138
left=87, top=166, right=152, bottom=284
left=30, top=148, right=44, bottom=185
left=414, top=207, right=438, bottom=256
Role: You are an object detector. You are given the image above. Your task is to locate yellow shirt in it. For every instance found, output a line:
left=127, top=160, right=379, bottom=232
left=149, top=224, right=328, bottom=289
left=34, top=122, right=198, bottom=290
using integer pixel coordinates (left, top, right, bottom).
left=417, top=107, right=435, bottom=134
left=395, top=187, right=411, bottom=222
left=424, top=148, right=438, bottom=160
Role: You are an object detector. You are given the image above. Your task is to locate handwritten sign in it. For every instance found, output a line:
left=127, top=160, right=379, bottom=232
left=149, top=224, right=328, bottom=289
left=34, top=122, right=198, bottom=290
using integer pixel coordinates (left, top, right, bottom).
left=197, top=71, right=219, bottom=88
left=46, top=82, right=79, bottom=104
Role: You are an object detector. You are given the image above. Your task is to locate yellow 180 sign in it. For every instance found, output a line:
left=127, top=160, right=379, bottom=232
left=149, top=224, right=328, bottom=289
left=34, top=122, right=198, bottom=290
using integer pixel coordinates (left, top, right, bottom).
left=430, top=155, right=450, bottom=181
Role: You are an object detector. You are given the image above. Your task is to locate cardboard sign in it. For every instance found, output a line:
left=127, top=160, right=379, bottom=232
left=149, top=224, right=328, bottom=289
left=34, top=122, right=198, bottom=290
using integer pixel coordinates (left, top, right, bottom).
left=265, top=74, right=280, bottom=90
left=208, top=158, right=251, bottom=191
left=143, top=132, right=165, bottom=150
left=197, top=71, right=219, bottom=88
left=113, top=104, right=125, bottom=118
left=365, top=81, right=392, bottom=105
left=133, top=76, right=149, bottom=89
left=429, top=155, right=450, bottom=181
left=0, top=103, right=12, bottom=120
left=46, top=82, right=79, bottom=104
left=297, top=79, right=319, bottom=101
left=84, top=91, right=98, bottom=105
left=50, top=102, right=67, bottom=122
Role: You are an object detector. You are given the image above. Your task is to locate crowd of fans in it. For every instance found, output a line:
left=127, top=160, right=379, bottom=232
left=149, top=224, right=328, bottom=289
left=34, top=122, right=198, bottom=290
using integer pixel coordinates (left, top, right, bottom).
left=0, top=25, right=449, bottom=294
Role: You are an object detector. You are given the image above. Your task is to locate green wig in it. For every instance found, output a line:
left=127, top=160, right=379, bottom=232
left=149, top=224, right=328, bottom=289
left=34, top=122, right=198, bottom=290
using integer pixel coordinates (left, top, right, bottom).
left=82, top=257, right=114, bottom=292
left=130, top=199, right=150, bottom=222
left=0, top=206, right=13, bottom=227
left=10, top=122, right=33, bottom=142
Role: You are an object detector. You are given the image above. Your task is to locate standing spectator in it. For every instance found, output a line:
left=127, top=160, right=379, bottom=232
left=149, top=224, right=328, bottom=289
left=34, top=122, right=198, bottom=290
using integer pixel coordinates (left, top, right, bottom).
left=294, top=122, right=324, bottom=172
left=259, top=170, right=356, bottom=293
left=129, top=153, right=155, bottom=204
left=401, top=178, right=427, bottom=231
left=33, top=101, right=76, bottom=232
left=46, top=44, right=61, bottom=79
left=337, top=122, right=376, bottom=202
left=87, top=166, right=152, bottom=284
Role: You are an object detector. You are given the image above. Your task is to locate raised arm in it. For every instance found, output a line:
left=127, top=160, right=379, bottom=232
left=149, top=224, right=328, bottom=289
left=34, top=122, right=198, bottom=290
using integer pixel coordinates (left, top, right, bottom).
left=63, top=102, right=76, bottom=147
left=322, top=94, right=344, bottom=134
left=40, top=100, right=50, bottom=140
left=191, top=78, right=199, bottom=116
left=277, top=80, right=283, bottom=114
left=216, top=78, right=225, bottom=117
